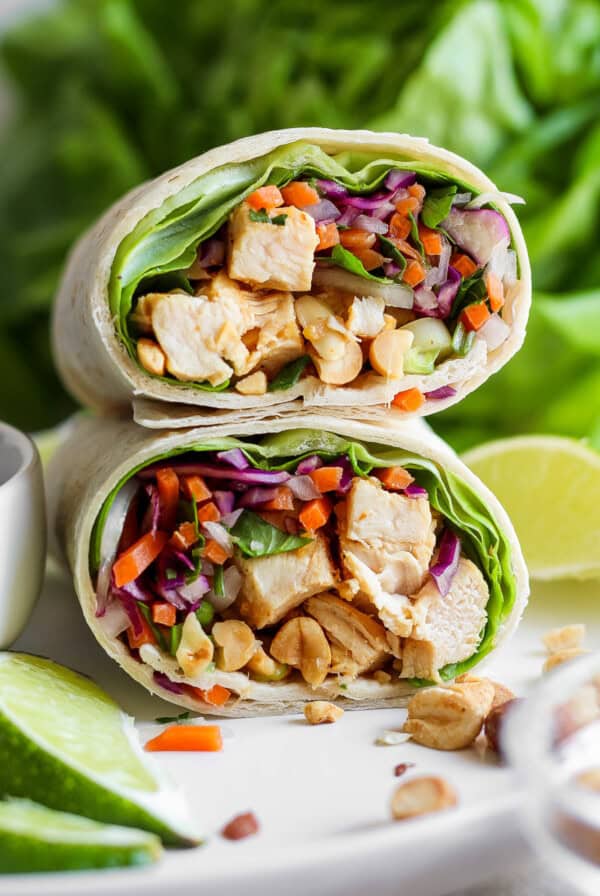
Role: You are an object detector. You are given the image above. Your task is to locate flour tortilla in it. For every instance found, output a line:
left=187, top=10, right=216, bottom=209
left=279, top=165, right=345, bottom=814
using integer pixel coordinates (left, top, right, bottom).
left=52, top=128, right=531, bottom=427
left=48, top=412, right=529, bottom=717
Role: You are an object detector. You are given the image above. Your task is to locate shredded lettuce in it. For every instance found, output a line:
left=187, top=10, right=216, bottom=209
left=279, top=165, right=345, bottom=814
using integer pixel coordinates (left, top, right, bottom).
left=90, top=428, right=516, bottom=681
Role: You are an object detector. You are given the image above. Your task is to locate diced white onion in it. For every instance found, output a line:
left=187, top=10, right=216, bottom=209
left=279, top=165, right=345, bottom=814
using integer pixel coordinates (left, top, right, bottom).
left=202, top=521, right=233, bottom=553
left=288, top=474, right=321, bottom=500
left=221, top=509, right=243, bottom=528
left=97, top=479, right=139, bottom=612
left=314, top=266, right=414, bottom=309
left=466, top=191, right=525, bottom=209
left=209, top=566, right=243, bottom=613
left=98, top=601, right=130, bottom=638
left=477, top=314, right=510, bottom=351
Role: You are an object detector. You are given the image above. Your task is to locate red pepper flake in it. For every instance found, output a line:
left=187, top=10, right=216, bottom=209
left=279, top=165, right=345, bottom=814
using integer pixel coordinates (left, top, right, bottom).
left=221, top=811, right=260, bottom=841
left=394, top=762, right=415, bottom=777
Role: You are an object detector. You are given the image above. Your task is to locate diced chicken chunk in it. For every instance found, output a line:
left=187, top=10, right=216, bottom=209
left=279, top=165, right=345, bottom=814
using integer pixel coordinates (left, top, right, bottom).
left=235, top=535, right=337, bottom=629
left=401, top=558, right=489, bottom=682
left=305, top=593, right=389, bottom=675
left=227, top=203, right=319, bottom=291
left=244, top=292, right=304, bottom=376
left=346, top=295, right=386, bottom=338
left=150, top=273, right=255, bottom=385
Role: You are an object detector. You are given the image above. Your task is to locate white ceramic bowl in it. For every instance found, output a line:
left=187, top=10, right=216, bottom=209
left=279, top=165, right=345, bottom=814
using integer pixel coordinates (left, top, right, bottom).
left=0, top=422, right=46, bottom=646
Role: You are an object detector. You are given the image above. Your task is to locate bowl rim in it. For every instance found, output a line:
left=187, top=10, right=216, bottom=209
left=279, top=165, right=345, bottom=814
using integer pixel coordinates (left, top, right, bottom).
left=0, top=421, right=38, bottom=492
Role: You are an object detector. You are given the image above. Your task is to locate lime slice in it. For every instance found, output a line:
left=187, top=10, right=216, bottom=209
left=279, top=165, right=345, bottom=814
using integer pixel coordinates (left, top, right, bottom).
left=0, top=798, right=161, bottom=872
left=463, top=436, right=600, bottom=580
left=0, top=653, right=200, bottom=846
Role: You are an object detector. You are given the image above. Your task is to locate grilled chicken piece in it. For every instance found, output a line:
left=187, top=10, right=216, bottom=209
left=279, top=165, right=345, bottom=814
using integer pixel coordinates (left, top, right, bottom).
left=345, top=295, right=386, bottom=338
left=338, top=478, right=436, bottom=634
left=235, top=534, right=337, bottom=629
left=401, top=558, right=489, bottom=682
left=244, top=291, right=304, bottom=376
left=149, top=273, right=255, bottom=385
left=305, top=593, right=389, bottom=675
left=227, top=203, right=318, bottom=292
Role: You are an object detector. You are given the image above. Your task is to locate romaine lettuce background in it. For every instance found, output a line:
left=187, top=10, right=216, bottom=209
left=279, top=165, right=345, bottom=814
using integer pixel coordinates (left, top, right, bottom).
left=0, top=0, right=598, bottom=448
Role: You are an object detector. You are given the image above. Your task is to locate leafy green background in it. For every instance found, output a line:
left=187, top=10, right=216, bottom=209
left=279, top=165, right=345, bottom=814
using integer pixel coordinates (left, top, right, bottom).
left=1, top=0, right=599, bottom=449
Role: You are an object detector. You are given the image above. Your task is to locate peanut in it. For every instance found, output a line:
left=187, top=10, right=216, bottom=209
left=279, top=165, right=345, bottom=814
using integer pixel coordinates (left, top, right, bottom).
left=212, top=620, right=257, bottom=672
left=304, top=701, right=344, bottom=725
left=308, top=339, right=363, bottom=385
left=176, top=612, right=214, bottom=677
left=369, top=329, right=413, bottom=378
left=391, top=776, right=457, bottom=820
left=403, top=679, right=495, bottom=751
left=544, top=648, right=589, bottom=673
left=271, top=616, right=331, bottom=686
left=137, top=338, right=166, bottom=376
left=235, top=371, right=268, bottom=395
left=543, top=624, right=586, bottom=655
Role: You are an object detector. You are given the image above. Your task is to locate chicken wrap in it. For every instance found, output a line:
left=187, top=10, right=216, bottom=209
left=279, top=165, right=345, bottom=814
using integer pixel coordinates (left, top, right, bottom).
left=49, top=413, right=528, bottom=716
left=52, top=128, right=531, bottom=428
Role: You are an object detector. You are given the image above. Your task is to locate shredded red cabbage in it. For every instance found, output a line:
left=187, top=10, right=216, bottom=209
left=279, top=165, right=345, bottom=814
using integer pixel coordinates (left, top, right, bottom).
left=139, top=461, right=289, bottom=485
left=385, top=170, right=417, bottom=191
left=316, top=179, right=348, bottom=200
left=153, top=671, right=185, bottom=694
left=353, top=214, right=388, bottom=235
left=213, top=490, right=235, bottom=514
left=238, top=486, right=280, bottom=507
left=216, top=448, right=249, bottom=470
left=429, top=530, right=461, bottom=597
left=404, top=483, right=428, bottom=498
left=425, top=386, right=457, bottom=400
left=295, top=455, right=323, bottom=475
left=304, top=199, right=340, bottom=224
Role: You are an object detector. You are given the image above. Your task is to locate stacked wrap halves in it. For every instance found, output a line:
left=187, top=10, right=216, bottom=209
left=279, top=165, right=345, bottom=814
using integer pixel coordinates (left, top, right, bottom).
left=50, top=128, right=530, bottom=714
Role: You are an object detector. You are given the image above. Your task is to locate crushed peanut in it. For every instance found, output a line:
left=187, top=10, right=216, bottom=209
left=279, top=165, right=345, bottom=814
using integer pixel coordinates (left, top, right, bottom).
left=234, top=370, right=268, bottom=395
left=456, top=674, right=515, bottom=711
left=403, top=679, right=494, bottom=751
left=137, top=337, right=166, bottom=376
left=304, top=701, right=344, bottom=725
left=391, top=776, right=457, bottom=821
left=543, top=624, right=586, bottom=655
left=373, top=670, right=392, bottom=685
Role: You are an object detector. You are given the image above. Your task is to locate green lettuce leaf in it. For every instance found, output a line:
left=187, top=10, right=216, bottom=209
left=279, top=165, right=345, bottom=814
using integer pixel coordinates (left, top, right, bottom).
left=268, top=355, right=310, bottom=392
left=421, top=185, right=458, bottom=229
left=229, top=511, right=312, bottom=557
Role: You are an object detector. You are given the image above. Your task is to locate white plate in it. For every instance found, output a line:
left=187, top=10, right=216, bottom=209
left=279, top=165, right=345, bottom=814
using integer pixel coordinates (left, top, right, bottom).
left=6, top=569, right=600, bottom=896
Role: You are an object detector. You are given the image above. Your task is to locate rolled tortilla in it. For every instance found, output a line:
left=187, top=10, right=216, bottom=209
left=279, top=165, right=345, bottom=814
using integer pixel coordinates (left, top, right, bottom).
left=49, top=412, right=528, bottom=717
left=52, top=128, right=531, bottom=428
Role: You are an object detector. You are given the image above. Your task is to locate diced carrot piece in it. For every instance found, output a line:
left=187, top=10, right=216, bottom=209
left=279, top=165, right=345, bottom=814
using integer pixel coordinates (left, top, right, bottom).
left=113, top=530, right=168, bottom=588
left=262, top=486, right=295, bottom=511
left=389, top=213, right=411, bottom=240
left=402, top=259, right=426, bottom=287
left=145, top=725, right=223, bottom=752
left=151, top=601, right=177, bottom=627
left=299, top=497, right=332, bottom=531
left=197, top=501, right=220, bottom=524
left=246, top=185, right=284, bottom=211
left=408, top=183, right=426, bottom=200
left=376, top=466, right=414, bottom=491
left=169, top=521, right=198, bottom=550
left=191, top=684, right=231, bottom=707
left=451, top=253, right=478, bottom=278
left=181, top=474, right=211, bottom=503
left=316, top=222, right=340, bottom=251
left=389, top=237, right=421, bottom=261
left=340, top=229, right=377, bottom=251
left=394, top=196, right=419, bottom=216
left=418, top=224, right=442, bottom=256
left=309, top=466, right=343, bottom=492
left=354, top=248, right=385, bottom=271
left=461, top=302, right=491, bottom=332
left=204, top=539, right=230, bottom=565
left=392, top=388, right=425, bottom=412
left=127, top=615, right=156, bottom=650
left=156, top=467, right=179, bottom=531
left=485, top=271, right=505, bottom=312
left=281, top=180, right=320, bottom=208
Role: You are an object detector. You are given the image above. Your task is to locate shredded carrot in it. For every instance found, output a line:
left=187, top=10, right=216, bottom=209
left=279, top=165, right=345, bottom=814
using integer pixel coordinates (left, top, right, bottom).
left=281, top=180, right=319, bottom=208
left=392, top=387, right=425, bottom=412
left=197, top=501, right=220, bottom=524
left=394, top=195, right=419, bottom=216
left=461, top=302, right=491, bottom=332
left=402, top=259, right=426, bottom=287
left=340, top=229, right=377, bottom=251
left=389, top=213, right=411, bottom=240
left=151, top=601, right=177, bottom=627
left=376, top=466, right=415, bottom=491
left=169, top=521, right=198, bottom=550
left=316, top=222, right=340, bottom=251
left=181, top=474, right=211, bottom=503
left=127, top=615, right=156, bottom=650
left=204, top=539, right=230, bottom=565
left=485, top=271, right=505, bottom=312
left=418, top=224, right=442, bottom=256
left=113, top=530, right=168, bottom=588
left=145, top=725, right=223, bottom=753
left=261, top=486, right=295, bottom=511
left=389, top=237, right=421, bottom=260
left=191, top=684, right=231, bottom=707
left=156, top=467, right=179, bottom=531
left=354, top=248, right=385, bottom=271
left=299, top=497, right=332, bottom=531
left=246, top=186, right=284, bottom=212
left=309, top=466, right=343, bottom=492
left=451, top=253, right=478, bottom=278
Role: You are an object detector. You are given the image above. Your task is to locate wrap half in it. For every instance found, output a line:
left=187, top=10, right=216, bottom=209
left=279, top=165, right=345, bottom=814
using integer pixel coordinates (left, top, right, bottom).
left=49, top=413, right=528, bottom=716
left=52, top=128, right=531, bottom=429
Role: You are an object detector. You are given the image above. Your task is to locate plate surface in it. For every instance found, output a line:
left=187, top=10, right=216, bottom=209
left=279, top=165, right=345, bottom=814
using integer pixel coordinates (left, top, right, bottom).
left=5, top=569, right=600, bottom=896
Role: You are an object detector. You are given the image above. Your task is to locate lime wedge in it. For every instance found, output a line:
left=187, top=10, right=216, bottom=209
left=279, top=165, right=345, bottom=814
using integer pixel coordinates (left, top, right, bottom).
left=0, top=653, right=200, bottom=846
left=463, top=436, right=600, bottom=580
left=0, top=798, right=161, bottom=872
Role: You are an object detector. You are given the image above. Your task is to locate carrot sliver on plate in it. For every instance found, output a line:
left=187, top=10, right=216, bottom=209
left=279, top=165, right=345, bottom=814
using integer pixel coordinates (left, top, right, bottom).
left=392, top=388, right=425, bottom=412
left=145, top=725, right=223, bottom=752
left=309, top=466, right=343, bottom=492
left=281, top=181, right=319, bottom=208
left=191, top=684, right=231, bottom=707
left=299, top=497, right=332, bottom=531
left=246, top=185, right=284, bottom=211
left=113, top=530, right=168, bottom=588
left=377, top=466, right=414, bottom=491
left=461, top=302, right=490, bottom=332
